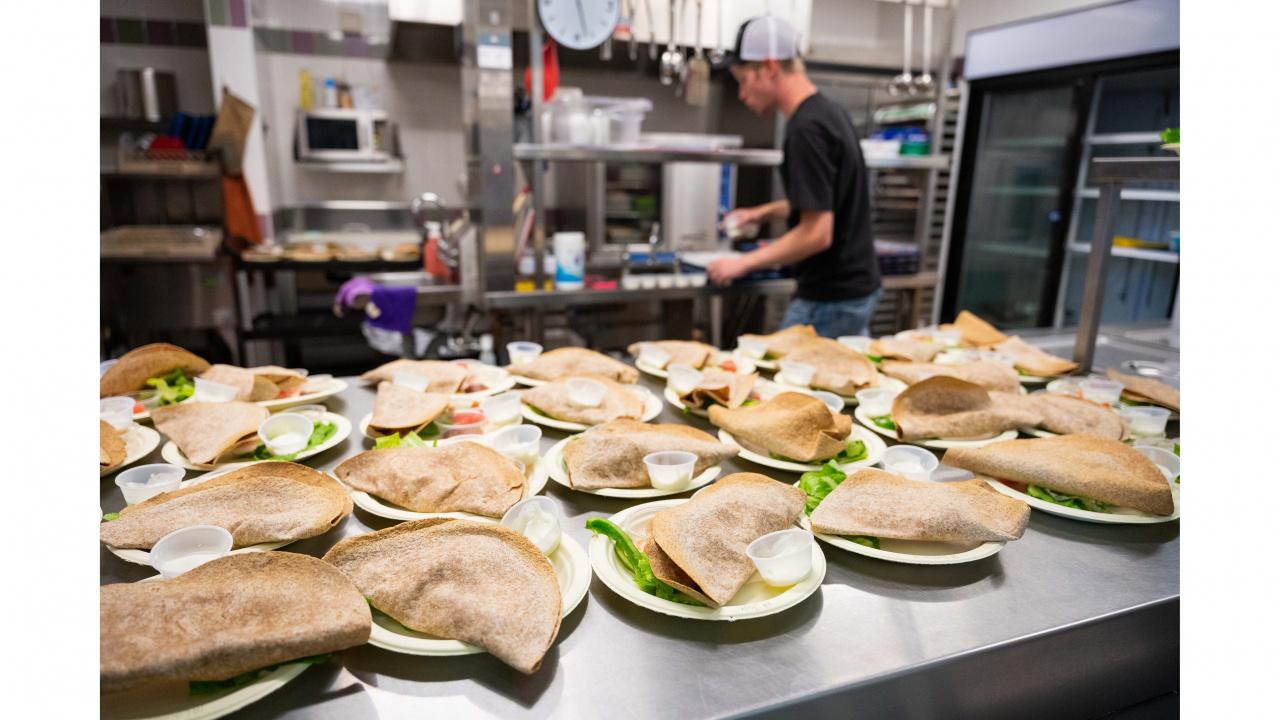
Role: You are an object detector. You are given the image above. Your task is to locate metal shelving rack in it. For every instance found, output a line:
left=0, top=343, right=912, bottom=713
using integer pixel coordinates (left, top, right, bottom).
left=1073, top=155, right=1179, bottom=369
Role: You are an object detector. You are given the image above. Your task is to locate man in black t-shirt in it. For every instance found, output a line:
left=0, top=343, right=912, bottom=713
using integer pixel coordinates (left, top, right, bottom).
left=707, top=15, right=882, bottom=338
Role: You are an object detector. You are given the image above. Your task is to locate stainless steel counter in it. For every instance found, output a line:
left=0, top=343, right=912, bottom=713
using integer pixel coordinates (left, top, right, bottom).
left=99, top=367, right=1179, bottom=719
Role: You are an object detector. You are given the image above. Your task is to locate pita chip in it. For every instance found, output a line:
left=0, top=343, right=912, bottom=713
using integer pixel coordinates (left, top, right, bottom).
left=101, top=420, right=127, bottom=472
left=1106, top=368, right=1180, bottom=411
left=881, top=359, right=1021, bottom=394
left=519, top=373, right=645, bottom=425
left=151, top=401, right=270, bottom=466
left=507, top=347, right=639, bottom=384
left=358, top=359, right=468, bottom=394
left=709, top=391, right=852, bottom=462
left=785, top=338, right=880, bottom=395
left=100, top=343, right=211, bottom=398
left=368, top=382, right=450, bottom=437
left=891, top=377, right=1041, bottom=442
left=991, top=336, right=1080, bottom=377
left=335, top=442, right=527, bottom=517
left=939, top=310, right=1009, bottom=347
left=563, top=419, right=739, bottom=489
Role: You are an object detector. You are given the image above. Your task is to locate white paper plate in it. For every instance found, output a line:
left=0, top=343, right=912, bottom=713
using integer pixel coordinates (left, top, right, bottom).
left=161, top=412, right=351, bottom=471
left=367, top=532, right=590, bottom=656
left=589, top=499, right=825, bottom=620
left=358, top=412, right=445, bottom=441
left=1018, top=426, right=1059, bottom=439
left=132, top=379, right=349, bottom=422
left=452, top=369, right=517, bottom=404
left=983, top=476, right=1180, bottom=524
left=795, top=512, right=1005, bottom=565
left=346, top=455, right=549, bottom=522
left=100, top=576, right=314, bottom=720
left=717, top=426, right=885, bottom=474
left=105, top=465, right=314, bottom=565
left=1018, top=374, right=1051, bottom=384
left=752, top=358, right=779, bottom=371
left=521, top=387, right=662, bottom=432
left=511, top=374, right=547, bottom=387
left=102, top=424, right=162, bottom=478
left=635, top=357, right=670, bottom=379
left=853, top=406, right=1018, bottom=449
left=544, top=435, right=723, bottom=498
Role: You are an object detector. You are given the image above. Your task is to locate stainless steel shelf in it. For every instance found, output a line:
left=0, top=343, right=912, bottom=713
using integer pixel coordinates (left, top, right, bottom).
left=295, top=159, right=405, bottom=173
left=1077, top=187, right=1180, bottom=201
left=1087, top=132, right=1164, bottom=145
left=865, top=154, right=951, bottom=170
left=513, top=143, right=783, bottom=166
left=1068, top=243, right=1180, bottom=263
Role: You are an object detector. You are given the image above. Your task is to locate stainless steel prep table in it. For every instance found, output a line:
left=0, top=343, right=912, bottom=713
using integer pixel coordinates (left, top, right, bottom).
left=99, top=365, right=1179, bottom=719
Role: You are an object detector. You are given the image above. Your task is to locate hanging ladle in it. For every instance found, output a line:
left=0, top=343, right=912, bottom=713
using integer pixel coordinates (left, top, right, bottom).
left=888, top=2, right=914, bottom=97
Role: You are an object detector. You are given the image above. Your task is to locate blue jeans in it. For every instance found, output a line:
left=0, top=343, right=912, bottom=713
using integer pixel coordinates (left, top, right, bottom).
left=781, top=290, right=882, bottom=339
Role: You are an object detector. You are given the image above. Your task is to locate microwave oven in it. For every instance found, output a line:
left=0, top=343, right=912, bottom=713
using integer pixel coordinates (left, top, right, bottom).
left=296, top=109, right=394, bottom=162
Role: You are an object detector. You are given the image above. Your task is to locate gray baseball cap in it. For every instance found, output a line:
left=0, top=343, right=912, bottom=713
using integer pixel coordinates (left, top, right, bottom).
left=719, top=15, right=799, bottom=68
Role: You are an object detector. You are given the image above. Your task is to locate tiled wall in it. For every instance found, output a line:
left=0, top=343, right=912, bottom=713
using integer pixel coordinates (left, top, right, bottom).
left=206, top=0, right=251, bottom=28
left=253, top=27, right=389, bottom=59
left=101, top=18, right=208, bottom=48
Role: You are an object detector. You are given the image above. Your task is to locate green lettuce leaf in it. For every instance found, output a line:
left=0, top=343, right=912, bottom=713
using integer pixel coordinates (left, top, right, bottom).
left=797, top=460, right=846, bottom=515
left=1160, top=128, right=1179, bottom=144
left=871, top=415, right=896, bottom=431
left=248, top=421, right=337, bottom=461
left=373, top=425, right=433, bottom=449
left=843, top=535, right=880, bottom=549
left=585, top=518, right=705, bottom=606
left=102, top=513, right=119, bottom=522
left=1027, top=484, right=1110, bottom=513
left=836, top=440, right=867, bottom=463
left=146, top=369, right=195, bottom=406
left=188, top=653, right=330, bottom=696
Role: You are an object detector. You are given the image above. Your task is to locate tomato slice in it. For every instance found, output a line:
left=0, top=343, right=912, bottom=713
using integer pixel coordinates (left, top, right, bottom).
left=133, top=402, right=146, bottom=414
left=720, top=360, right=738, bottom=373
left=275, top=386, right=304, bottom=399
left=450, top=411, right=484, bottom=425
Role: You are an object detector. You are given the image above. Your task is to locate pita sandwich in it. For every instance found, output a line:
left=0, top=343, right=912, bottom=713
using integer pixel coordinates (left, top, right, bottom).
left=810, top=468, right=1030, bottom=542
left=323, top=518, right=561, bottom=674
left=870, top=338, right=945, bottom=364
left=1106, top=368, right=1180, bottom=411
left=628, top=340, right=719, bottom=369
left=100, top=420, right=127, bottom=472
left=740, top=324, right=817, bottom=359
left=100, top=552, right=370, bottom=694
left=200, top=364, right=280, bottom=402
left=334, top=442, right=527, bottom=517
left=942, top=435, right=1175, bottom=515
left=368, top=382, right=450, bottom=437
left=939, top=310, right=1009, bottom=347
left=881, top=359, right=1021, bottom=394
left=151, top=401, right=270, bottom=466
left=1025, top=393, right=1128, bottom=440
left=679, top=368, right=758, bottom=410
left=645, top=473, right=805, bottom=608
left=358, top=359, right=468, bottom=394
left=249, top=366, right=307, bottom=392
left=520, top=373, right=645, bottom=425
left=785, top=338, right=880, bottom=395
left=562, top=419, right=739, bottom=489
left=891, top=377, right=1042, bottom=442
left=990, top=336, right=1079, bottom=377
left=100, top=343, right=211, bottom=398
left=709, top=391, right=852, bottom=462
left=507, top=346, right=639, bottom=384
left=100, top=462, right=352, bottom=550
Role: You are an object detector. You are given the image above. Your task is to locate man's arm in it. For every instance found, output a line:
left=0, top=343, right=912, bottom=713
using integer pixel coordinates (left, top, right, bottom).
left=725, top=199, right=791, bottom=226
left=706, top=210, right=833, bottom=284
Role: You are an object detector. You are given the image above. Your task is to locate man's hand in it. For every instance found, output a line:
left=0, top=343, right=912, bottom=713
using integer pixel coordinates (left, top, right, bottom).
left=720, top=207, right=760, bottom=232
left=707, top=255, right=753, bottom=286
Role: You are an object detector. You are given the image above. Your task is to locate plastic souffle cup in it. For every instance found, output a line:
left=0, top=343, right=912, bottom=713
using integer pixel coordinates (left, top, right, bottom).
left=838, top=336, right=872, bottom=354
left=880, top=445, right=939, bottom=482
left=979, top=351, right=1018, bottom=368
left=480, top=391, right=523, bottom=429
left=507, top=341, right=543, bottom=366
left=501, top=496, right=561, bottom=556
left=777, top=361, right=817, bottom=388
left=643, top=451, right=698, bottom=491
left=257, top=413, right=314, bottom=456
left=193, top=377, right=239, bottom=403
left=1118, top=406, right=1171, bottom=437
left=150, top=525, right=233, bottom=579
left=115, top=463, right=185, bottom=505
left=392, top=371, right=432, bottom=392
left=736, top=337, right=769, bottom=360
left=100, top=397, right=136, bottom=431
left=811, top=391, right=845, bottom=413
left=1079, top=378, right=1124, bottom=405
left=565, top=377, right=608, bottom=408
left=436, top=408, right=487, bottom=438
left=666, top=364, right=704, bottom=396
left=931, top=330, right=964, bottom=346
left=1132, top=445, right=1180, bottom=483
left=637, top=343, right=673, bottom=369
left=491, top=424, right=542, bottom=467
left=855, top=388, right=898, bottom=417
left=746, top=529, right=814, bottom=587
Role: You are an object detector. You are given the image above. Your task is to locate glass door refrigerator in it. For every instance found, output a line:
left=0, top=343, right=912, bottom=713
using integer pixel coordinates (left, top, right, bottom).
left=941, top=52, right=1179, bottom=330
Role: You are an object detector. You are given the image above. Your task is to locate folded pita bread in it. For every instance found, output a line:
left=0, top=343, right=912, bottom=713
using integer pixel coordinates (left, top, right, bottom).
left=334, top=442, right=527, bottom=517
left=101, top=462, right=352, bottom=550
left=151, top=401, right=270, bottom=466
left=1106, top=368, right=1180, bottom=411
left=942, top=435, right=1175, bottom=515
left=520, top=373, right=645, bottom=425
left=810, top=468, right=1030, bottom=542
left=645, top=473, right=805, bottom=607
left=249, top=366, right=307, bottom=391
left=740, top=324, right=817, bottom=359
left=881, top=359, right=1021, bottom=394
left=939, top=310, right=1009, bottom=347
left=1025, top=393, right=1128, bottom=440
left=562, top=420, right=739, bottom=489
left=870, top=338, right=945, bottom=364
left=709, top=391, right=852, bottom=462
left=100, top=420, right=127, bottom=471
left=892, top=377, right=1042, bottom=442
left=101, top=552, right=370, bottom=694
left=627, top=340, right=719, bottom=369
left=100, top=343, right=211, bottom=398
left=506, top=347, right=639, bottom=384
left=991, top=336, right=1079, bottom=377
left=785, top=338, right=880, bottom=395
left=200, top=364, right=280, bottom=402
left=358, top=359, right=468, bottom=394
left=368, top=382, right=450, bottom=437
left=323, top=518, right=561, bottom=673
left=680, top=368, right=757, bottom=410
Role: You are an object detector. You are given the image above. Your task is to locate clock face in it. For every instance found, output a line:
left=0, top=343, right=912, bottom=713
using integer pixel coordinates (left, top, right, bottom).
left=539, top=0, right=619, bottom=51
